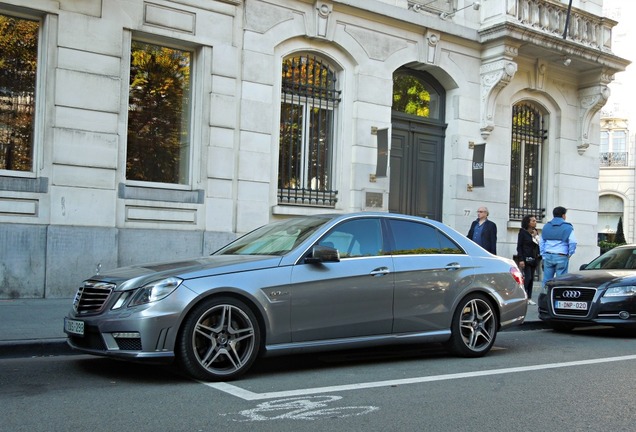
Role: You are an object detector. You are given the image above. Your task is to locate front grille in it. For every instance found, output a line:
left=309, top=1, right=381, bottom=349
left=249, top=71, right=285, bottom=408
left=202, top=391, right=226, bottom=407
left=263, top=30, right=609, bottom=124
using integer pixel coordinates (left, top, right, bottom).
left=552, top=287, right=596, bottom=317
left=115, top=338, right=143, bottom=351
left=73, top=281, right=115, bottom=315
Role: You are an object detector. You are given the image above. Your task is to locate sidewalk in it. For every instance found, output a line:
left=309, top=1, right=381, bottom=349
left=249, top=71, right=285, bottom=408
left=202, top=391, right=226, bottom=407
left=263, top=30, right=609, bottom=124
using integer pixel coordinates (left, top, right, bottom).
left=0, top=291, right=544, bottom=359
left=0, top=297, right=74, bottom=358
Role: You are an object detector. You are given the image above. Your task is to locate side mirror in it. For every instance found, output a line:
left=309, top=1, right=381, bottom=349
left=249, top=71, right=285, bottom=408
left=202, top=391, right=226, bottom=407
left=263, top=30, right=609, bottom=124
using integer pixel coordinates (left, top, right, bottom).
left=305, top=245, right=340, bottom=264
left=579, top=264, right=588, bottom=270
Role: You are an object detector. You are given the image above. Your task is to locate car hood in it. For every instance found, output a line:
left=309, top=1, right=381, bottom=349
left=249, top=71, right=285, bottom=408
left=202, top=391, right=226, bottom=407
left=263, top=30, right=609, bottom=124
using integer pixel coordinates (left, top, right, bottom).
left=87, top=255, right=285, bottom=290
left=550, top=269, right=636, bottom=288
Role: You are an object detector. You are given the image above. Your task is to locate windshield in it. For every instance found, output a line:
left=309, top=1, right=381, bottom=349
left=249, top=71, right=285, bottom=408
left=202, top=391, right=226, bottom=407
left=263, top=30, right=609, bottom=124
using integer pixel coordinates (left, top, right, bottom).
left=585, top=247, right=636, bottom=270
left=215, top=216, right=331, bottom=256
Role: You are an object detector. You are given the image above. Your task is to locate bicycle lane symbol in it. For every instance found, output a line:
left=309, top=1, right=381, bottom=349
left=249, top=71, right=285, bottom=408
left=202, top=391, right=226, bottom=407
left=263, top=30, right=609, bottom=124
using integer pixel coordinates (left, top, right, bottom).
left=220, top=395, right=379, bottom=422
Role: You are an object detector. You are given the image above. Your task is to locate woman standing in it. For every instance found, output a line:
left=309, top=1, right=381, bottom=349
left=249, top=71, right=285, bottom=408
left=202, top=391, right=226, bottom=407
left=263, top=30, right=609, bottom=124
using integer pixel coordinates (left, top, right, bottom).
left=517, top=215, right=540, bottom=305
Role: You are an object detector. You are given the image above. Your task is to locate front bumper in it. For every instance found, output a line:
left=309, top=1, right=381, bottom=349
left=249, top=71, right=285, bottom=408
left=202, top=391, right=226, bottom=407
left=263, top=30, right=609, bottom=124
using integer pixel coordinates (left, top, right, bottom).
left=538, top=290, right=636, bottom=328
left=64, top=285, right=197, bottom=362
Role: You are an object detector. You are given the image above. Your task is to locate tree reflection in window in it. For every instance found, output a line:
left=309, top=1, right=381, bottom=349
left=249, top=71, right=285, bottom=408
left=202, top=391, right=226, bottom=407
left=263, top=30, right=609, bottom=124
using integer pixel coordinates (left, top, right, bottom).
left=127, top=41, right=191, bottom=184
left=392, top=74, right=439, bottom=119
left=0, top=14, right=38, bottom=172
left=278, top=54, right=340, bottom=206
left=509, top=102, right=545, bottom=219
left=388, top=219, right=463, bottom=255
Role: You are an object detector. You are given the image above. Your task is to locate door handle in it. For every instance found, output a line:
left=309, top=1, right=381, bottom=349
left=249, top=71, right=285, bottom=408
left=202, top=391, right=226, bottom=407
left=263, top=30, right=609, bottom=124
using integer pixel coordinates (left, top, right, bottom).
left=445, top=262, right=461, bottom=271
left=370, top=267, right=390, bottom=276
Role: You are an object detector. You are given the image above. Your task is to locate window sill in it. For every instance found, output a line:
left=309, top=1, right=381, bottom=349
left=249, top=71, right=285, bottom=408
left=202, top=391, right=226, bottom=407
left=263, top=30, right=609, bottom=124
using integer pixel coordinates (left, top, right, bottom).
left=0, top=176, right=48, bottom=193
left=119, top=183, right=203, bottom=204
left=272, top=204, right=341, bottom=217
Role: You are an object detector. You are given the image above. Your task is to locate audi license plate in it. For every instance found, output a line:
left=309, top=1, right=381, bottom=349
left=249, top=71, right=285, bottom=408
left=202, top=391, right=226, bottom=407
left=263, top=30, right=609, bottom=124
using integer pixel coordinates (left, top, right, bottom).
left=555, top=300, right=587, bottom=310
left=64, top=318, right=84, bottom=336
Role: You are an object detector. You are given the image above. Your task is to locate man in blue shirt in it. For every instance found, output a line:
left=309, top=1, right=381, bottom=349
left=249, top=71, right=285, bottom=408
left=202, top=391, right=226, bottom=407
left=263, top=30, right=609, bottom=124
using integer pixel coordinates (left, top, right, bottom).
left=467, top=206, right=497, bottom=254
left=540, top=206, right=577, bottom=287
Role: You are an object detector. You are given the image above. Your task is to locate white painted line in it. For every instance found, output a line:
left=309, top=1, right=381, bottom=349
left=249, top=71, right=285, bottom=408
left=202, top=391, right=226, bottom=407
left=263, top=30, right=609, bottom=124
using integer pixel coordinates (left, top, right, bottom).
left=205, top=354, right=636, bottom=401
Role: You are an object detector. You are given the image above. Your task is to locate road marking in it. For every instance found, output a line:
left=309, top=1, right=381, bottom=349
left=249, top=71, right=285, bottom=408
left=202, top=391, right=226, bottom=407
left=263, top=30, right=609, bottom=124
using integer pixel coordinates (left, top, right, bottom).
left=205, top=354, right=636, bottom=400
left=220, top=395, right=379, bottom=422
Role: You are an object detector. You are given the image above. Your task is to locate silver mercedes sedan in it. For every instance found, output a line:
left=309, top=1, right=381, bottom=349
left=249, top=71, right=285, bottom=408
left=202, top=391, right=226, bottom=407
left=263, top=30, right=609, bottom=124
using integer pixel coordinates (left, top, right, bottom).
left=64, top=212, right=527, bottom=381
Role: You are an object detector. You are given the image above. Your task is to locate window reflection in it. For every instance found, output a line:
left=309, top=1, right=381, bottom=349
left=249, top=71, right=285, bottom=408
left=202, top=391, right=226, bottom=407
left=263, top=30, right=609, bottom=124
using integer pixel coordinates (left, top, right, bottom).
left=127, top=41, right=191, bottom=184
left=0, top=14, right=39, bottom=172
left=392, top=74, right=439, bottom=119
left=388, top=219, right=463, bottom=255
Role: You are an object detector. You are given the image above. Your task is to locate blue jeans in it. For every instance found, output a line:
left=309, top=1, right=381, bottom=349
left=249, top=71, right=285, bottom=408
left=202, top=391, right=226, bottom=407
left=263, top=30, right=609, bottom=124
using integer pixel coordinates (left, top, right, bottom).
left=542, top=253, right=569, bottom=287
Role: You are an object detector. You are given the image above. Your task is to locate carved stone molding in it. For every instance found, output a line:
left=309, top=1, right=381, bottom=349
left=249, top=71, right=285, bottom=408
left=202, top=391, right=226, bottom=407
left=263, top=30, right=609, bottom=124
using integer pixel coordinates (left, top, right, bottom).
left=577, top=84, right=611, bottom=155
left=314, top=1, right=333, bottom=39
left=424, top=30, right=440, bottom=65
left=534, top=59, right=547, bottom=91
left=479, top=59, right=518, bottom=139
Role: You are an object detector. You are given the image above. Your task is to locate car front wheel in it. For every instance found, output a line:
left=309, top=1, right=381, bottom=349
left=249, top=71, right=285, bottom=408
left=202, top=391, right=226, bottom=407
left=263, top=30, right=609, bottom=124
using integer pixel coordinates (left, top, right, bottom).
left=177, top=297, right=260, bottom=381
left=447, top=293, right=498, bottom=357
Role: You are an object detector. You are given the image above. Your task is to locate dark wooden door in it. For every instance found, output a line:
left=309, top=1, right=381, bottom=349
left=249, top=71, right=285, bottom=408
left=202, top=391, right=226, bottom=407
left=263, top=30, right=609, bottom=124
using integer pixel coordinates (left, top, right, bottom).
left=389, top=116, right=445, bottom=220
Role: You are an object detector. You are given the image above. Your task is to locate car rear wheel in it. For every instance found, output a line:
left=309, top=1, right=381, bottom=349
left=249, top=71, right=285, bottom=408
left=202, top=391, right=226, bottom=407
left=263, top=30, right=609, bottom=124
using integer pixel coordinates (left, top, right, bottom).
left=177, top=297, right=260, bottom=381
left=447, top=293, right=498, bottom=357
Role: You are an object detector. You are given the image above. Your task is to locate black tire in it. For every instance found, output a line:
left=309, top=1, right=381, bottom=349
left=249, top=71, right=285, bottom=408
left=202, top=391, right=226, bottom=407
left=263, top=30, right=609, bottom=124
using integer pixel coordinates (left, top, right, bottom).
left=177, top=296, right=260, bottom=381
left=447, top=293, right=498, bottom=357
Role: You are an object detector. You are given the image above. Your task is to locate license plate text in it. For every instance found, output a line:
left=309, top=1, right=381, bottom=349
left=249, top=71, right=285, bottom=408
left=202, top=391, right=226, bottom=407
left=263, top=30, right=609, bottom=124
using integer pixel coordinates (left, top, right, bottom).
left=64, top=318, right=85, bottom=336
left=555, top=300, right=587, bottom=310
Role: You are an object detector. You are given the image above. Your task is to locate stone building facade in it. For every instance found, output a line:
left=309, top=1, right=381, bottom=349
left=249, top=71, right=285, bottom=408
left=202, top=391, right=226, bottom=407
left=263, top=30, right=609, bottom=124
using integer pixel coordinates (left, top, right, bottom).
left=598, top=0, right=635, bottom=245
left=0, top=0, right=629, bottom=298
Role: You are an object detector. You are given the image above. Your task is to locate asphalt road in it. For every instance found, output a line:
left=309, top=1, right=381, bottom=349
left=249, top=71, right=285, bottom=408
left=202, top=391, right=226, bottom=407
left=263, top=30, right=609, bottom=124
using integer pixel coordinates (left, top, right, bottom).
left=2, top=326, right=636, bottom=432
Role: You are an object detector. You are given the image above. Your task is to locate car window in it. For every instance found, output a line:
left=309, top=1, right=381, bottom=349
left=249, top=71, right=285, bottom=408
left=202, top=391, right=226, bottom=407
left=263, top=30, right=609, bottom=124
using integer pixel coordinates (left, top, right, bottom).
left=217, top=217, right=329, bottom=256
left=388, top=219, right=464, bottom=255
left=319, top=218, right=383, bottom=258
left=586, top=248, right=636, bottom=269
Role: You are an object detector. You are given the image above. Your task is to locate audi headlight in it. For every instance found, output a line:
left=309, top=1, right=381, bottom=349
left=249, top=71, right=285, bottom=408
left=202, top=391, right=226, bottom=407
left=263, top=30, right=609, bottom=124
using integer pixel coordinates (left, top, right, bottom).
left=604, top=285, right=636, bottom=297
left=129, top=277, right=182, bottom=307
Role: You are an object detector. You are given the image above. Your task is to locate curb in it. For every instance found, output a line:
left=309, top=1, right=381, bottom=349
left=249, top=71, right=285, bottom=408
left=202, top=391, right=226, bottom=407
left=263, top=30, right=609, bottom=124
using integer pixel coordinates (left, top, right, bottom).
left=0, top=338, right=76, bottom=359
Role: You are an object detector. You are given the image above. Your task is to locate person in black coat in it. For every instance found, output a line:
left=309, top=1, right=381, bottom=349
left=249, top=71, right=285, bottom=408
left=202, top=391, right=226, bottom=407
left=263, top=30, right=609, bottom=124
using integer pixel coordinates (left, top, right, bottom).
left=467, top=206, right=497, bottom=254
left=516, top=215, right=540, bottom=304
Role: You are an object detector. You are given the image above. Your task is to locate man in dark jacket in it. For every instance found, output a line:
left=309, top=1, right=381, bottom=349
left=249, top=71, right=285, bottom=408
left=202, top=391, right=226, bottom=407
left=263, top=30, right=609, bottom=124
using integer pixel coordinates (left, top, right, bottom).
left=467, top=206, right=497, bottom=254
left=539, top=206, right=577, bottom=287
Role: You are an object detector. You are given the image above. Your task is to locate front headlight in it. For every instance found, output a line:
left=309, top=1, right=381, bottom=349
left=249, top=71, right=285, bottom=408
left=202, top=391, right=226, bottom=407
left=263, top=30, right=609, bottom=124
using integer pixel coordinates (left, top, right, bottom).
left=604, top=285, right=636, bottom=297
left=129, top=277, right=183, bottom=307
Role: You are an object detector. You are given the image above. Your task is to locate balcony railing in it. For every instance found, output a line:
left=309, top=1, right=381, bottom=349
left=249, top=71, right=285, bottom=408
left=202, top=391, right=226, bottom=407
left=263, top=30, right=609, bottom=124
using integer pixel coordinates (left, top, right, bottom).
left=600, top=152, right=628, bottom=167
left=510, top=0, right=613, bottom=52
left=509, top=207, right=545, bottom=222
left=278, top=188, right=338, bottom=207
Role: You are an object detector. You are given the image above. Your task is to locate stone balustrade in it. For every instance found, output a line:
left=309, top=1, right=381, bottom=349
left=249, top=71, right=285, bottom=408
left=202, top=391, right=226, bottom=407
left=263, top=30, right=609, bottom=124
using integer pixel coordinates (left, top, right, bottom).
left=512, top=0, right=613, bottom=51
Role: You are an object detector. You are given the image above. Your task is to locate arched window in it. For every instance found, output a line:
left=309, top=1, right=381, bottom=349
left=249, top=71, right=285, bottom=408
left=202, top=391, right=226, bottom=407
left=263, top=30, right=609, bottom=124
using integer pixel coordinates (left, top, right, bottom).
left=278, top=54, right=340, bottom=207
left=392, top=72, right=442, bottom=120
left=509, top=102, right=546, bottom=221
left=598, top=194, right=624, bottom=242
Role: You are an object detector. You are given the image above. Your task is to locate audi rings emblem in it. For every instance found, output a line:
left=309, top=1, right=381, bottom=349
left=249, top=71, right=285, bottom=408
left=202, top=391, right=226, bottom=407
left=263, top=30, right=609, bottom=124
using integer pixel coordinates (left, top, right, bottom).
left=562, top=290, right=582, bottom=299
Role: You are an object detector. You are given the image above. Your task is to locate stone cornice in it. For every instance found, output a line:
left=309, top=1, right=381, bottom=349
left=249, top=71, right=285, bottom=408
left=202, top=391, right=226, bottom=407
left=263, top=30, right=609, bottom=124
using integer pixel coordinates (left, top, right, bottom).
left=479, top=21, right=630, bottom=74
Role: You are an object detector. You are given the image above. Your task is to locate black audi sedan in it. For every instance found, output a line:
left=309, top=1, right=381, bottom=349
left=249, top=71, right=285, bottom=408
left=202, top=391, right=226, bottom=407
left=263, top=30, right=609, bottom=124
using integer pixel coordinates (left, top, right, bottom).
left=538, top=244, right=636, bottom=331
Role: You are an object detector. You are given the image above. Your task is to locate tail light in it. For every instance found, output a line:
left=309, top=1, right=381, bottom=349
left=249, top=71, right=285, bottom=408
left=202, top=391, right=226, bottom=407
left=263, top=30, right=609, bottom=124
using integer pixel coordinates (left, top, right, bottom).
left=510, top=266, right=524, bottom=287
